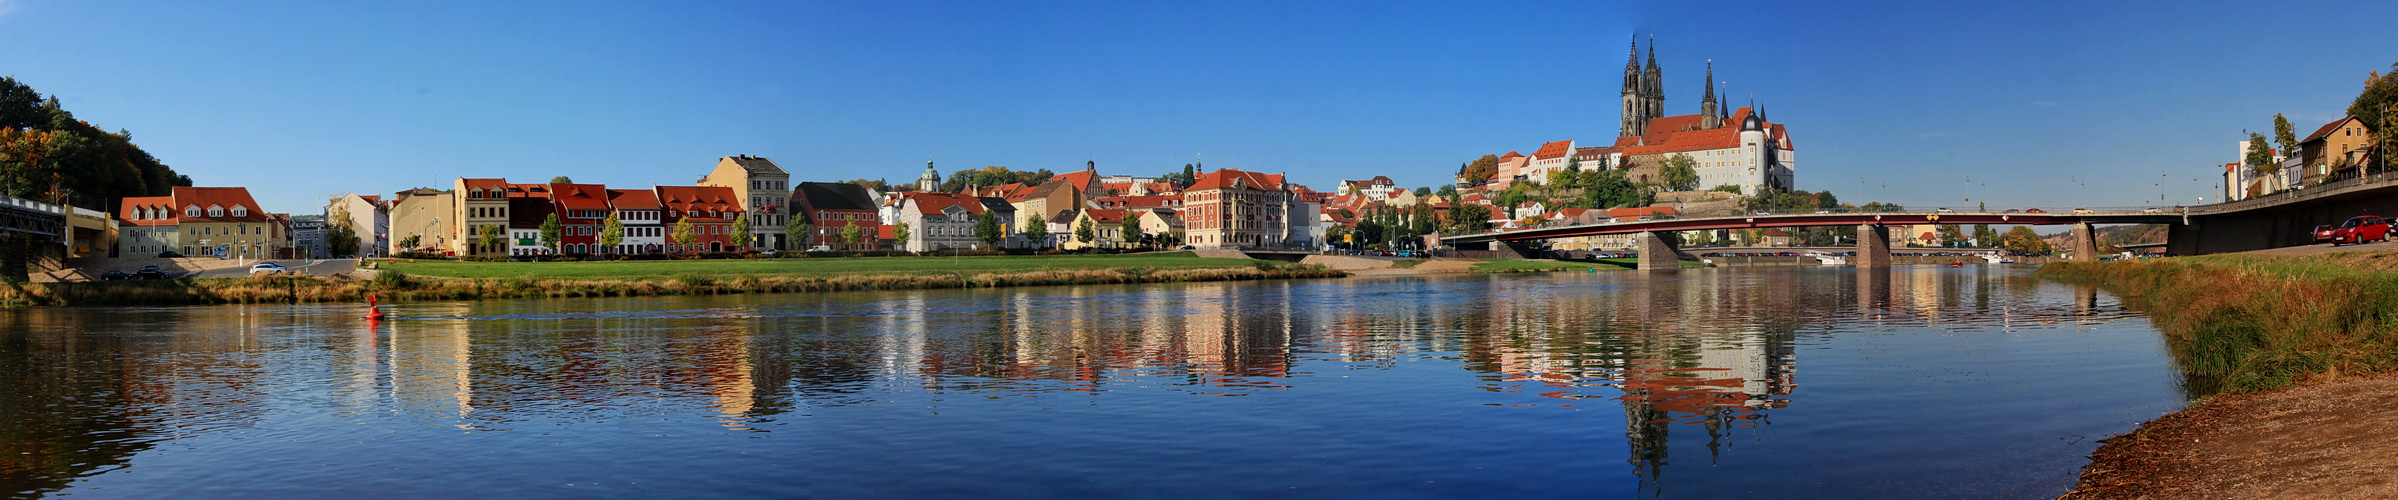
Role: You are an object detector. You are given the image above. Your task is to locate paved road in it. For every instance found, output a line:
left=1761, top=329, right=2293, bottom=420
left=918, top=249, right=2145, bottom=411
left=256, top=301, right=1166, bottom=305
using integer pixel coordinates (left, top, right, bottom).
left=186, top=259, right=360, bottom=279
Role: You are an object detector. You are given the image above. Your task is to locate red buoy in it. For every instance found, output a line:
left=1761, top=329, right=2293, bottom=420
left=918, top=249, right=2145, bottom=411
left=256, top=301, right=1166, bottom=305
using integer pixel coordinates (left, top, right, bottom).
left=364, top=294, right=385, bottom=320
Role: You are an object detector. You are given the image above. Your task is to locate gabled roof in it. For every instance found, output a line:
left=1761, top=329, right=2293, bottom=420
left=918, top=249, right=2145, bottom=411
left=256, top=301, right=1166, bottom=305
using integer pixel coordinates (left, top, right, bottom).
left=722, top=155, right=788, bottom=175
left=978, top=197, right=1014, bottom=212
left=1532, top=140, right=1574, bottom=160
left=903, top=191, right=986, bottom=216
left=1051, top=169, right=1099, bottom=192
left=1605, top=206, right=1679, bottom=218
left=1500, top=151, right=1524, bottom=159
left=2302, top=116, right=2361, bottom=144
left=549, top=183, right=612, bottom=213
left=606, top=189, right=661, bottom=211
left=505, top=183, right=551, bottom=198
left=459, top=178, right=508, bottom=191
left=654, top=185, right=742, bottom=222
left=1188, top=168, right=1285, bottom=191
left=118, top=196, right=178, bottom=226
left=1025, top=178, right=1083, bottom=200
left=171, top=187, right=270, bottom=223
left=794, top=182, right=879, bottom=211
left=1081, top=208, right=1130, bottom=223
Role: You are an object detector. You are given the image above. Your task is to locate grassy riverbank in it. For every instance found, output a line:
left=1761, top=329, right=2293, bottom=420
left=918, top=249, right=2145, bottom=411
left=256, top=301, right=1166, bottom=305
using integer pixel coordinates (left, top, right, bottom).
left=0, top=254, right=1343, bottom=307
left=2037, top=251, right=2398, bottom=393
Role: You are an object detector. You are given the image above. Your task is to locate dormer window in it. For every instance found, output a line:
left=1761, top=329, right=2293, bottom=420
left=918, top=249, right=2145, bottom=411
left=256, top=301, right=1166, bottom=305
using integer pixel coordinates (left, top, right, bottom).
left=207, top=205, right=224, bottom=217
left=231, top=206, right=248, bottom=217
left=186, top=206, right=201, bottom=218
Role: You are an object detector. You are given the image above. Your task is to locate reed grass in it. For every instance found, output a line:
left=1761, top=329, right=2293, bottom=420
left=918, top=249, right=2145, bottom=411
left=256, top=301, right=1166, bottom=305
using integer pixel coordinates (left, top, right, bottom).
left=0, top=264, right=1346, bottom=307
left=2037, top=252, right=2398, bottom=393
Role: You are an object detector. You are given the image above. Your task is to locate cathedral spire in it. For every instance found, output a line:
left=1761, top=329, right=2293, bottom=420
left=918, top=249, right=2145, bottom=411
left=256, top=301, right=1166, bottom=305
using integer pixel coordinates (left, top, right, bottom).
left=1700, top=60, right=1721, bottom=130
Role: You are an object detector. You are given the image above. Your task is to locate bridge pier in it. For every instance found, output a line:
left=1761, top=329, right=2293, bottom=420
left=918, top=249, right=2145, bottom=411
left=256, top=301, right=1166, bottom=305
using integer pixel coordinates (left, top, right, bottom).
left=1636, top=231, right=1689, bottom=271
left=2071, top=222, right=2100, bottom=261
left=1855, top=224, right=1891, bottom=268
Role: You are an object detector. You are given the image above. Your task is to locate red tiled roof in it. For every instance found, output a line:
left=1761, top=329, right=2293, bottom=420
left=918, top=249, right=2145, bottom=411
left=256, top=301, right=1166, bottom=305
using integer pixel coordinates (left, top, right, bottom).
left=550, top=183, right=612, bottom=213
left=654, top=185, right=741, bottom=222
left=459, top=178, right=507, bottom=191
left=606, top=189, right=661, bottom=210
left=506, top=183, right=551, bottom=198
left=117, top=196, right=177, bottom=226
left=1082, top=208, right=1130, bottom=223
left=1500, top=151, right=1524, bottom=159
left=904, top=191, right=986, bottom=216
left=2302, top=116, right=2359, bottom=144
left=1532, top=140, right=1574, bottom=160
left=1096, top=195, right=1180, bottom=209
left=1605, top=206, right=1679, bottom=218
left=170, top=187, right=270, bottom=223
left=1052, top=169, right=1098, bottom=191
left=1188, top=169, right=1285, bottom=191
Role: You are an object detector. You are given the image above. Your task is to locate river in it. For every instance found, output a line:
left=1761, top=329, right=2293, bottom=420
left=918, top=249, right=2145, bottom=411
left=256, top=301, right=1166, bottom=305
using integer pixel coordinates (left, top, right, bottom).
left=1, top=266, right=2189, bottom=498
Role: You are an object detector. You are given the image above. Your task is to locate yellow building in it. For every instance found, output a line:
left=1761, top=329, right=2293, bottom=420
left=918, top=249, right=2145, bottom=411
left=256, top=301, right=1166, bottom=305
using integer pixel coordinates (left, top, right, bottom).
left=164, top=187, right=281, bottom=259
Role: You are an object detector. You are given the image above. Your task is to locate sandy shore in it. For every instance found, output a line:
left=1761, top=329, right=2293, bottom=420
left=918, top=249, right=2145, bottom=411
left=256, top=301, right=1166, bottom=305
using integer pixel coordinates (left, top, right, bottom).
left=2065, top=372, right=2398, bottom=498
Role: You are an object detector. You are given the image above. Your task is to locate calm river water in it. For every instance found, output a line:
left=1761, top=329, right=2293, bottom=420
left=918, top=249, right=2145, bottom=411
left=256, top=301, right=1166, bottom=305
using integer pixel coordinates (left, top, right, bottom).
left=2, top=266, right=2191, bottom=498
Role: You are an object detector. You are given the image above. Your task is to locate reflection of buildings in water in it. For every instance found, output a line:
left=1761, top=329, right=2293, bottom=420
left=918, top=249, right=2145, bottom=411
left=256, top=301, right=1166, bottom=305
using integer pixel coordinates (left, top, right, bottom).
left=389, top=316, right=476, bottom=420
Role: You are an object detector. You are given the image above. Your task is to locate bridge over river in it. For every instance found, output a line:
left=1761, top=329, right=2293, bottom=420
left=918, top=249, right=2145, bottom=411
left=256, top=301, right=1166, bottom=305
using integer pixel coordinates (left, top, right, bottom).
left=1443, top=169, right=2398, bottom=270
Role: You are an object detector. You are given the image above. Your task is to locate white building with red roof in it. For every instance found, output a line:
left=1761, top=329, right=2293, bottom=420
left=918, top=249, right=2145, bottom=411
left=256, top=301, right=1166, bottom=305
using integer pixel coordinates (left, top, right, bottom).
left=896, top=191, right=993, bottom=252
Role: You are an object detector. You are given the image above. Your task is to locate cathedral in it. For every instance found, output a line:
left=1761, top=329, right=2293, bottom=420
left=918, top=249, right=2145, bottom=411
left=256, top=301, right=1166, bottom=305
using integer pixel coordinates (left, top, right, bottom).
left=1607, top=37, right=1797, bottom=195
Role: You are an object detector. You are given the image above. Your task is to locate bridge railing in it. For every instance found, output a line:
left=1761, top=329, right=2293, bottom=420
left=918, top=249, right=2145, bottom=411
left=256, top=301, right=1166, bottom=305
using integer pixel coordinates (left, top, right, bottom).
left=0, top=194, right=66, bottom=216
left=2201, top=169, right=2398, bottom=214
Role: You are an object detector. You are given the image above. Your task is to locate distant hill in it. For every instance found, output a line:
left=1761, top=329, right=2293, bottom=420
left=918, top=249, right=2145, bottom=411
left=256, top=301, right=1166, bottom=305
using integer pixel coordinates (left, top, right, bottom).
left=0, top=76, right=191, bottom=209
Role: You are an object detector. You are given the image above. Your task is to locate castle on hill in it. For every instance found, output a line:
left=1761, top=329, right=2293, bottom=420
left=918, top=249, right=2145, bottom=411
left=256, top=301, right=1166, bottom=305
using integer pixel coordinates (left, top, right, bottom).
left=1475, top=37, right=1797, bottom=196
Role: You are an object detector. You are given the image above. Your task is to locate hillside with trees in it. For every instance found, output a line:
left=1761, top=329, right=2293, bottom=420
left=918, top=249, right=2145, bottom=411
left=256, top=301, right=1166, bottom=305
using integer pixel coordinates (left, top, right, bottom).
left=0, top=77, right=191, bottom=207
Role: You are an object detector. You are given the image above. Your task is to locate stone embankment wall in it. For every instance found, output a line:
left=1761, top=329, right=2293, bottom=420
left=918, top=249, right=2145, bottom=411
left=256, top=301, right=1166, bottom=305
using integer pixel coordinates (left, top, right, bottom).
left=33, top=257, right=258, bottom=282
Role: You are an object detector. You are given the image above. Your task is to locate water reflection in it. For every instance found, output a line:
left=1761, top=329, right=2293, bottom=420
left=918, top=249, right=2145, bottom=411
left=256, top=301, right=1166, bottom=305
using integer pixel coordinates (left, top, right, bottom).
left=1, top=266, right=2171, bottom=498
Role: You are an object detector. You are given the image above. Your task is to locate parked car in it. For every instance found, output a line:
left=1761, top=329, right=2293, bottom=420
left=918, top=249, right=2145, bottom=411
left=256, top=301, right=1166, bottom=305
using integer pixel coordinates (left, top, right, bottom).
left=248, top=262, right=288, bottom=275
left=2330, top=215, right=2392, bottom=245
left=99, top=270, right=129, bottom=281
left=133, top=265, right=168, bottom=280
left=2314, top=225, right=2338, bottom=244
left=2024, top=208, right=2047, bottom=214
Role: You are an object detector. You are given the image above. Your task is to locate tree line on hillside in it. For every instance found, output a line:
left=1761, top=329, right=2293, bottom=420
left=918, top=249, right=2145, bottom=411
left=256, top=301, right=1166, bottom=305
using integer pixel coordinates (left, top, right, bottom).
left=0, top=77, right=191, bottom=207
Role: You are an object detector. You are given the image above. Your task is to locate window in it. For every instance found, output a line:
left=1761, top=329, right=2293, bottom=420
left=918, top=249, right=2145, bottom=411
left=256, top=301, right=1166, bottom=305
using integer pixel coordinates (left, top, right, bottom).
left=208, top=205, right=223, bottom=217
left=231, top=206, right=248, bottom=217
left=186, top=206, right=201, bottom=218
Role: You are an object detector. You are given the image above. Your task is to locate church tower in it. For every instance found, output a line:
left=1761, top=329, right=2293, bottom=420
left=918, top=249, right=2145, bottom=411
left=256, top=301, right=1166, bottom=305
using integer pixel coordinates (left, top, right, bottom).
left=1643, top=38, right=1664, bottom=124
left=1700, top=61, right=1721, bottom=129
left=917, top=160, right=941, bottom=192
left=1619, top=36, right=1645, bottom=138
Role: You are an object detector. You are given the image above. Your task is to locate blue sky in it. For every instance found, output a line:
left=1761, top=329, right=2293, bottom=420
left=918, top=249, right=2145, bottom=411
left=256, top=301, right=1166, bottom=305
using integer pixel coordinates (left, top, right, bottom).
left=2, top=0, right=2394, bottom=213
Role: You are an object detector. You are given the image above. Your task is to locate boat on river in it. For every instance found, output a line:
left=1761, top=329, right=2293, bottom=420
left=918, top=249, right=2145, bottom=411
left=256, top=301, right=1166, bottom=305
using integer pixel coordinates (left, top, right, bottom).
left=1805, top=252, right=1846, bottom=266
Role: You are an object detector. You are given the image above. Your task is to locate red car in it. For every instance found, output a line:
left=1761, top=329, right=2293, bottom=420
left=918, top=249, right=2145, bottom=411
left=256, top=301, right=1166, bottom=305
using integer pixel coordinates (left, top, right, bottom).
left=2330, top=216, right=2391, bottom=245
left=2314, top=225, right=2337, bottom=244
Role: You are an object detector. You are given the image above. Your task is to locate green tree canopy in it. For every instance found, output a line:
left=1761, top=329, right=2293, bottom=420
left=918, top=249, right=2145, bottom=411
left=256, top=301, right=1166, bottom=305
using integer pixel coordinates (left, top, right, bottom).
left=538, top=214, right=562, bottom=252
left=1659, top=154, right=1700, bottom=191
left=1025, top=213, right=1049, bottom=248
left=731, top=217, right=753, bottom=249
left=974, top=211, right=1003, bottom=246
left=600, top=211, right=624, bottom=252
left=892, top=221, right=912, bottom=248
left=1998, top=226, right=2052, bottom=256
left=550, top=176, right=573, bottom=184
left=1075, top=217, right=1096, bottom=244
